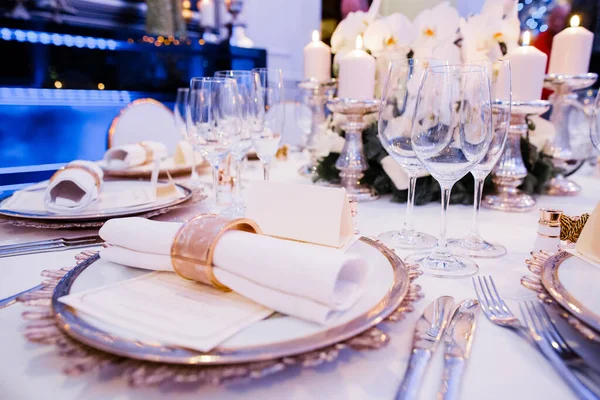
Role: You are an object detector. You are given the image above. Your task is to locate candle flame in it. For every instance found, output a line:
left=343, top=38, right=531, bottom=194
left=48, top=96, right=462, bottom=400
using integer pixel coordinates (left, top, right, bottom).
left=312, top=30, right=320, bottom=43
left=522, top=31, right=531, bottom=46
left=571, top=15, right=580, bottom=27
left=355, top=35, right=363, bottom=50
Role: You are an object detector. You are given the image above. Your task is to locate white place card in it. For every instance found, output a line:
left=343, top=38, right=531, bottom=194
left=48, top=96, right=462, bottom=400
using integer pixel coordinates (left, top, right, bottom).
left=245, top=181, right=355, bottom=249
left=59, top=272, right=273, bottom=352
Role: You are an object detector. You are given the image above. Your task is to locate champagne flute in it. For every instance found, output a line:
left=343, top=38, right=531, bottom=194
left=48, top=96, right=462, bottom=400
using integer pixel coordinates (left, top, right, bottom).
left=592, top=90, right=600, bottom=153
left=187, top=77, right=242, bottom=210
left=214, top=70, right=254, bottom=215
left=174, top=88, right=203, bottom=188
left=406, top=65, right=493, bottom=277
left=377, top=58, right=446, bottom=250
left=250, top=68, right=285, bottom=181
left=448, top=60, right=511, bottom=258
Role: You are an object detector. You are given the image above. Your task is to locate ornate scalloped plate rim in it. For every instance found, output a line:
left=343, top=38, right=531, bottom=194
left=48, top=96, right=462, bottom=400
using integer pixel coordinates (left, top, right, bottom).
left=540, top=251, right=600, bottom=333
left=51, top=237, right=410, bottom=365
left=0, top=183, right=192, bottom=221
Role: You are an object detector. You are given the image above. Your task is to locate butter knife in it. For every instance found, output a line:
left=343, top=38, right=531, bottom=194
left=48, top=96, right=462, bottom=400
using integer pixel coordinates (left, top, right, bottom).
left=396, top=296, right=455, bottom=400
left=437, top=299, right=479, bottom=400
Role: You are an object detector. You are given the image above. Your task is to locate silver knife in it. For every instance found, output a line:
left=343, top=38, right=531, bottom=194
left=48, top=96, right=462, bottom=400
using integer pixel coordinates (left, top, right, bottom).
left=396, top=296, right=455, bottom=400
left=437, top=299, right=479, bottom=400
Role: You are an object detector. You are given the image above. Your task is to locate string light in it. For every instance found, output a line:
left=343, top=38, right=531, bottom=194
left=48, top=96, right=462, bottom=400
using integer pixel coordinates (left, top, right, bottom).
left=97, top=83, right=105, bottom=90
left=54, top=81, right=62, bottom=89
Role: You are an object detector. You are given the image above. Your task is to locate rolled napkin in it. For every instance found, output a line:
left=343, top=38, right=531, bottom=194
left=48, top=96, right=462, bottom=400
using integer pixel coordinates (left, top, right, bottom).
left=575, top=201, right=600, bottom=264
left=45, top=161, right=104, bottom=212
left=99, top=217, right=370, bottom=324
left=104, top=141, right=168, bottom=168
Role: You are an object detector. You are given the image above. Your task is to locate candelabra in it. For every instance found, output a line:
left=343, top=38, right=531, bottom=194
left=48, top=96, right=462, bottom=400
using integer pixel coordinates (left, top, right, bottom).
left=224, top=0, right=253, bottom=47
left=297, top=78, right=337, bottom=177
left=326, top=98, right=379, bottom=202
left=543, top=73, right=597, bottom=195
left=483, top=101, right=550, bottom=212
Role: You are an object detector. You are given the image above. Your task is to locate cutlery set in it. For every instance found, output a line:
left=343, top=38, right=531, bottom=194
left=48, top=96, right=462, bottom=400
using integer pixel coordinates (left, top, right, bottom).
left=0, top=235, right=103, bottom=258
left=397, top=296, right=479, bottom=400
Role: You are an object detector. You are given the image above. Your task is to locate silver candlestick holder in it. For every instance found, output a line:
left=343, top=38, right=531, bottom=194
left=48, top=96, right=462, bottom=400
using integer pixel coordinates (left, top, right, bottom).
left=543, top=73, right=597, bottom=196
left=326, top=98, right=379, bottom=202
left=297, top=78, right=337, bottom=177
left=483, top=100, right=550, bottom=212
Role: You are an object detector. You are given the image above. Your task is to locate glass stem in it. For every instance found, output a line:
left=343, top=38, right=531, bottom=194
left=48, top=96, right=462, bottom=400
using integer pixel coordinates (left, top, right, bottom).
left=235, top=158, right=243, bottom=202
left=263, top=162, right=271, bottom=181
left=403, top=174, right=417, bottom=233
left=471, top=177, right=485, bottom=237
left=211, top=163, right=221, bottom=205
left=438, top=185, right=452, bottom=251
left=190, top=149, right=199, bottom=181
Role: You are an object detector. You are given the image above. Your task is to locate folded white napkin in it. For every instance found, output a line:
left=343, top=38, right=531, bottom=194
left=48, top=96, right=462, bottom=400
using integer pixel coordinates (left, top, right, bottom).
left=99, top=217, right=370, bottom=324
left=104, top=141, right=168, bottom=168
left=44, top=161, right=104, bottom=212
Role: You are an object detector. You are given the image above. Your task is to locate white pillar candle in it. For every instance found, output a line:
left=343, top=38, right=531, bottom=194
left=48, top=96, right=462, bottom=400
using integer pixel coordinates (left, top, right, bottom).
left=303, top=30, right=332, bottom=81
left=200, top=0, right=215, bottom=29
left=337, top=36, right=376, bottom=100
left=499, top=31, right=547, bottom=102
left=548, top=15, right=594, bottom=75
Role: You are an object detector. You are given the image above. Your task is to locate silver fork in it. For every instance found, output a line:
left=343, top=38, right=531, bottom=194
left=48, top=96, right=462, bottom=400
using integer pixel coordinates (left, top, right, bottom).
left=0, top=236, right=103, bottom=258
left=519, top=300, right=598, bottom=400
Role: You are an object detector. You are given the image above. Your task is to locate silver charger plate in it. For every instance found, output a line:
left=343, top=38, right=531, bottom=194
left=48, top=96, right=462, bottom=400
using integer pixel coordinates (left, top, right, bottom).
left=540, top=251, right=600, bottom=333
left=52, top=237, right=410, bottom=365
left=0, top=181, right=192, bottom=221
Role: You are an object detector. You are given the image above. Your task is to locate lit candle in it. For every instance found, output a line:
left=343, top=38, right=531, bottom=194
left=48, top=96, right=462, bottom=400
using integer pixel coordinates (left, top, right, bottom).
left=303, top=30, right=332, bottom=81
left=548, top=15, right=594, bottom=75
left=200, top=0, right=215, bottom=29
left=337, top=36, right=376, bottom=100
left=500, top=31, right=547, bottom=101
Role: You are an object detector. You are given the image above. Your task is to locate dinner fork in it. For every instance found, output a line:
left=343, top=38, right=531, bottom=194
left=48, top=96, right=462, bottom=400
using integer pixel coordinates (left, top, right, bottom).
left=519, top=300, right=599, bottom=400
left=0, top=236, right=103, bottom=258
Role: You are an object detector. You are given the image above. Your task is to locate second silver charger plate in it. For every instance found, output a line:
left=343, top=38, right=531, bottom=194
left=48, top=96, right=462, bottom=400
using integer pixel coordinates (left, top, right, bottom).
left=52, top=237, right=410, bottom=365
left=540, top=251, right=600, bottom=333
left=0, top=180, right=192, bottom=221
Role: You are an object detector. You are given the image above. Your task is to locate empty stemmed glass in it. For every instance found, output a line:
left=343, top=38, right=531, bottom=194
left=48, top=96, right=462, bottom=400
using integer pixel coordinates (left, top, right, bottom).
left=406, top=65, right=493, bottom=277
left=378, top=58, right=446, bottom=250
left=187, top=77, right=242, bottom=210
left=214, top=70, right=255, bottom=215
left=592, top=90, right=600, bottom=153
left=174, top=88, right=204, bottom=188
left=448, top=60, right=511, bottom=258
left=250, top=68, right=285, bottom=181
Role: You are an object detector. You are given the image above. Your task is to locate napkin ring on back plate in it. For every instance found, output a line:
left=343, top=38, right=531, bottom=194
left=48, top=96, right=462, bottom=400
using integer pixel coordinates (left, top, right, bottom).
left=170, top=214, right=262, bottom=291
left=49, top=164, right=102, bottom=188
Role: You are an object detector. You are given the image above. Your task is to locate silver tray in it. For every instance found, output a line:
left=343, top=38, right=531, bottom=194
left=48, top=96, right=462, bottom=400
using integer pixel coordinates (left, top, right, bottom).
left=52, top=237, right=410, bottom=365
left=0, top=182, right=192, bottom=221
left=522, top=250, right=600, bottom=343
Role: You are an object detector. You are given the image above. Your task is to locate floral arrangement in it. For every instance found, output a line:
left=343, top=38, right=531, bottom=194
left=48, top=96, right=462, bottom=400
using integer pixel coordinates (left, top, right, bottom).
left=315, top=0, right=557, bottom=205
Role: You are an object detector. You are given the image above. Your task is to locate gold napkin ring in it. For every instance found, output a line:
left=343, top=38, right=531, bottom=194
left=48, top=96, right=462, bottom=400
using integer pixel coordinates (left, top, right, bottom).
left=170, top=214, right=262, bottom=291
left=50, top=165, right=102, bottom=188
left=139, top=141, right=154, bottom=164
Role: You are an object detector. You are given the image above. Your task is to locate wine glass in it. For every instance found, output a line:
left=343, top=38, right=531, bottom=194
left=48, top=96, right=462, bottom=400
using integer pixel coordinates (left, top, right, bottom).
left=174, top=88, right=204, bottom=188
left=592, top=90, right=600, bottom=153
left=214, top=70, right=255, bottom=215
left=187, top=77, right=242, bottom=210
left=250, top=68, right=285, bottom=181
left=447, top=60, right=511, bottom=258
left=378, top=58, right=446, bottom=250
left=406, top=65, right=493, bottom=277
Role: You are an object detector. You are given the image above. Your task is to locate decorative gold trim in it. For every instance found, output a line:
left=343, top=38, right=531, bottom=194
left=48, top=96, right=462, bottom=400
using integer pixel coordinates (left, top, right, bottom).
left=107, top=98, right=174, bottom=149
left=170, top=214, right=262, bottom=291
left=537, top=232, right=560, bottom=239
left=50, top=165, right=102, bottom=188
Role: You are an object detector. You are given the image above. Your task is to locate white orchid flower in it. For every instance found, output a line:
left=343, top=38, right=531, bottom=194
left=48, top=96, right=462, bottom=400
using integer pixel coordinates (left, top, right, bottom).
left=363, top=13, right=414, bottom=57
left=330, top=11, right=372, bottom=54
left=412, top=1, right=460, bottom=49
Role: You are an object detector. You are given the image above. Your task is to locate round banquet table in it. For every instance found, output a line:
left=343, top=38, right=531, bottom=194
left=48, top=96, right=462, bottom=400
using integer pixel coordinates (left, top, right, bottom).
left=1, top=155, right=599, bottom=400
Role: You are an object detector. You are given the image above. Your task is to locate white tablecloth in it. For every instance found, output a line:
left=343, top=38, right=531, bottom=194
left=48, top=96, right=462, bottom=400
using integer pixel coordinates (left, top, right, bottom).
left=1, top=156, right=599, bottom=400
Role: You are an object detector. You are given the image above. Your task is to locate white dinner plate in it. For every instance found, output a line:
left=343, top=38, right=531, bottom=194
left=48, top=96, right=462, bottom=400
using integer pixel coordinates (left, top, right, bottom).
left=52, top=237, right=409, bottom=364
left=98, top=157, right=209, bottom=178
left=0, top=180, right=192, bottom=221
left=542, top=251, right=600, bottom=332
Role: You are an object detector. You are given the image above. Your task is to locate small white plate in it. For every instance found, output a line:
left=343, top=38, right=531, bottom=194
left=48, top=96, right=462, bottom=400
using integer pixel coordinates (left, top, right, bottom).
left=0, top=180, right=192, bottom=221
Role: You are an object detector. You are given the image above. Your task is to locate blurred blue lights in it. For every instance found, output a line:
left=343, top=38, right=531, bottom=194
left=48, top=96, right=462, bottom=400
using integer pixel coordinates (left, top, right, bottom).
left=0, top=28, right=120, bottom=50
